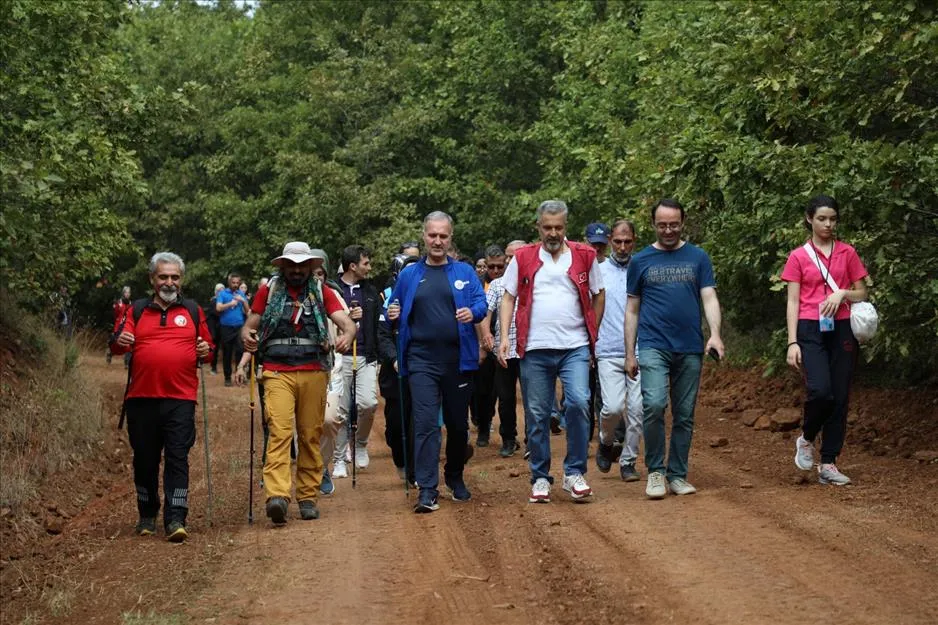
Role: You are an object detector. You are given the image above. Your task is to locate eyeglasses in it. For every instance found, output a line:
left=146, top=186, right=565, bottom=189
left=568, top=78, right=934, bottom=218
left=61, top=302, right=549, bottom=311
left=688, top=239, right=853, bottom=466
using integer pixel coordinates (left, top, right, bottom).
left=654, top=223, right=682, bottom=232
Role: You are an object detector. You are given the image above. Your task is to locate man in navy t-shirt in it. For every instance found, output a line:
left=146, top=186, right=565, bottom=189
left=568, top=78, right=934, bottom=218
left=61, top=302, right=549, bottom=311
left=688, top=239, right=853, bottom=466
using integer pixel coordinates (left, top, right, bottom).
left=386, top=211, right=488, bottom=514
left=625, top=198, right=725, bottom=500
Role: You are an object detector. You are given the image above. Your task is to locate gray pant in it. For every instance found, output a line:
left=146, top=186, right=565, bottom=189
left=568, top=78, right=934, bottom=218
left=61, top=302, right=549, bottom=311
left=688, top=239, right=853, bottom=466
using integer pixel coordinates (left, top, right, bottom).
left=597, top=357, right=643, bottom=465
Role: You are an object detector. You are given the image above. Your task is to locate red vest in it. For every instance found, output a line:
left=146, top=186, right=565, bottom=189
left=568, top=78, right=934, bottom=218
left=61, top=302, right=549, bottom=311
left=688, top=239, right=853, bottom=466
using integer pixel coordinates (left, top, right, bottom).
left=513, top=241, right=598, bottom=358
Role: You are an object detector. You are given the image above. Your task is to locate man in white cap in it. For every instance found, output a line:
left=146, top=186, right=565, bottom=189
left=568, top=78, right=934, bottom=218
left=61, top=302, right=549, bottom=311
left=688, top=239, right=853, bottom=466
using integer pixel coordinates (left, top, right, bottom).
left=240, top=242, right=356, bottom=524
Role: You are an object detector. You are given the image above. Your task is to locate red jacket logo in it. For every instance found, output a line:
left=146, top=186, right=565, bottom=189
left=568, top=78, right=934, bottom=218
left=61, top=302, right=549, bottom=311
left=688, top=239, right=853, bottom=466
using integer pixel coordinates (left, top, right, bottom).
left=577, top=272, right=588, bottom=284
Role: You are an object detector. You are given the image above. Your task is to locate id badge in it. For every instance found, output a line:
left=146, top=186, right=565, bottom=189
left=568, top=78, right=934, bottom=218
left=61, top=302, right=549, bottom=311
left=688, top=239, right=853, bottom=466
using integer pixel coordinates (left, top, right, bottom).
left=818, top=303, right=834, bottom=333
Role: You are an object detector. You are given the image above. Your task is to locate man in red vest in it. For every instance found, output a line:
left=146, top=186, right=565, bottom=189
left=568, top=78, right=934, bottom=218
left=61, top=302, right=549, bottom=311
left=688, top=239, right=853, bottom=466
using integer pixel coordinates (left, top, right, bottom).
left=497, top=200, right=605, bottom=504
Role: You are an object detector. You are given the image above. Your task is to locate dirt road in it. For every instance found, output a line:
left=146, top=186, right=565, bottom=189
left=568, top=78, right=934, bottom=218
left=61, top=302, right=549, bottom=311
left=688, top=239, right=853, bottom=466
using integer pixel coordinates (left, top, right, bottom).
left=4, top=358, right=937, bottom=624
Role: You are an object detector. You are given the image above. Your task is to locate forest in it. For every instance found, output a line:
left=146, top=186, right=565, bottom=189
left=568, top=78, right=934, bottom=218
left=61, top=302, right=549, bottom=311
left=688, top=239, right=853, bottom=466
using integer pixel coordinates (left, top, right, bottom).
left=2, top=0, right=936, bottom=381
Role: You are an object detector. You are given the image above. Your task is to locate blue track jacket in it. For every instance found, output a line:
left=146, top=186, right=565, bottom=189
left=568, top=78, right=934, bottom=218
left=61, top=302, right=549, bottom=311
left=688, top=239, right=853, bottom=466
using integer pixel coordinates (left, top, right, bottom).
left=384, top=257, right=487, bottom=377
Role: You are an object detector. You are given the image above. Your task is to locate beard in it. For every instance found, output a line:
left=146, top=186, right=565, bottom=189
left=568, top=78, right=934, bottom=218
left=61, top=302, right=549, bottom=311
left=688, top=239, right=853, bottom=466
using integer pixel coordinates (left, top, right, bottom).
left=543, top=238, right=563, bottom=253
left=285, top=272, right=307, bottom=287
left=612, top=251, right=631, bottom=265
left=158, top=285, right=179, bottom=304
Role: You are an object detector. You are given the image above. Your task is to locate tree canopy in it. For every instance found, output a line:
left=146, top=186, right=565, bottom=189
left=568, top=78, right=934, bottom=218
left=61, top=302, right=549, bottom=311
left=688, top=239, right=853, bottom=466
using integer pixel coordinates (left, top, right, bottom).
left=2, top=0, right=936, bottom=380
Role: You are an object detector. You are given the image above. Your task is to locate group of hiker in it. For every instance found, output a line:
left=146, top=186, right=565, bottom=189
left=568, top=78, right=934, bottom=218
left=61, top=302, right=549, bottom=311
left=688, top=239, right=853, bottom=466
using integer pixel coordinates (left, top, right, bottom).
left=111, top=194, right=871, bottom=539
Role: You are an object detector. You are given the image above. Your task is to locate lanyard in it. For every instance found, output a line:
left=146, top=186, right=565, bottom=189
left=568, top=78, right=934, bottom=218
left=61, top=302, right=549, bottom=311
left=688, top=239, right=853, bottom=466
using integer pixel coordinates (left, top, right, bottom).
left=810, top=241, right=835, bottom=294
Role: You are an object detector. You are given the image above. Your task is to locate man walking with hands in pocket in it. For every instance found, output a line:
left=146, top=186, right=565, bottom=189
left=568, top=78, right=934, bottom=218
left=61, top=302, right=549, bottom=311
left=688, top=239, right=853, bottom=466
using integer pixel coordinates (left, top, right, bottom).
left=625, top=198, right=724, bottom=499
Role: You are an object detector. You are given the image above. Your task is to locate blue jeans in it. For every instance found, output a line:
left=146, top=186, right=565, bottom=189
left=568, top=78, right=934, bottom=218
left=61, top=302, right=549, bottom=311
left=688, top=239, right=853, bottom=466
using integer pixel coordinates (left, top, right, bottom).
left=520, top=346, right=590, bottom=484
left=639, top=348, right=703, bottom=480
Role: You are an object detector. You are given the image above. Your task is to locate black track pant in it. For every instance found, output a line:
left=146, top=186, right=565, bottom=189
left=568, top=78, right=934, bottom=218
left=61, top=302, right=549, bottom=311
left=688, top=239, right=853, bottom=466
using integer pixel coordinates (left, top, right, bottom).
left=384, top=383, right=415, bottom=483
left=495, top=357, right=521, bottom=442
left=220, top=325, right=243, bottom=382
left=126, top=398, right=196, bottom=528
left=797, top=319, right=858, bottom=464
left=471, top=354, right=498, bottom=440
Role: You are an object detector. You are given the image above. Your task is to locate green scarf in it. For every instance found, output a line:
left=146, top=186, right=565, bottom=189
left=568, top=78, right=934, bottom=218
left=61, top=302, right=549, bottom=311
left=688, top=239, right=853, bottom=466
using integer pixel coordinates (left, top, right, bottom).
left=258, top=274, right=330, bottom=349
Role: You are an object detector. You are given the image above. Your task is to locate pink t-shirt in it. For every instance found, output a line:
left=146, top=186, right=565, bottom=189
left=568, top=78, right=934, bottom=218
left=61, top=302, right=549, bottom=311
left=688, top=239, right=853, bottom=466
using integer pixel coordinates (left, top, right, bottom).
left=781, top=240, right=868, bottom=321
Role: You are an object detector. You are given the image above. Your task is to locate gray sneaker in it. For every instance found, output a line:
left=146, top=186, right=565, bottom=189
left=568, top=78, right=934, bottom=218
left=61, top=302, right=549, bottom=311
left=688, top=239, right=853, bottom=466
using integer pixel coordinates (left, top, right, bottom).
left=645, top=472, right=667, bottom=499
left=619, top=463, right=640, bottom=482
left=668, top=477, right=697, bottom=496
left=795, top=435, right=815, bottom=471
left=818, top=463, right=851, bottom=485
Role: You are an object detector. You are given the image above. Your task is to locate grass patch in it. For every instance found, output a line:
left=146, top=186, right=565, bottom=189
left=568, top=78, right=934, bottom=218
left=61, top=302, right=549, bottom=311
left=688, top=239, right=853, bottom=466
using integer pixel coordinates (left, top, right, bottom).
left=121, top=611, right=189, bottom=625
left=0, top=292, right=105, bottom=511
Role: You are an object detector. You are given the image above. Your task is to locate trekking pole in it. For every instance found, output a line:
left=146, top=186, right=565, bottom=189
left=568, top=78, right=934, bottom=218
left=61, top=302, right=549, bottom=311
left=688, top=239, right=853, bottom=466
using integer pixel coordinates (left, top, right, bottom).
left=198, top=358, right=214, bottom=527
left=350, top=338, right=358, bottom=489
left=392, top=307, right=410, bottom=498
left=248, top=353, right=256, bottom=525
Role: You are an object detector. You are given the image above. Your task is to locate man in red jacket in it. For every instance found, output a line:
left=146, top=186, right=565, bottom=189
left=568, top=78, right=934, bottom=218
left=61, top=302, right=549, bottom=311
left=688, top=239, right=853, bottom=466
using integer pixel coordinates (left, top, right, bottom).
left=111, top=252, right=213, bottom=542
left=498, top=200, right=605, bottom=504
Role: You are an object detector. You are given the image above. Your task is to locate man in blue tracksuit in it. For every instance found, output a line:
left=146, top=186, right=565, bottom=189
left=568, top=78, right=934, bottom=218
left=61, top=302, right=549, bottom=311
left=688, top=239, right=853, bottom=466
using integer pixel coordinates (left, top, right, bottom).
left=386, top=211, right=488, bottom=513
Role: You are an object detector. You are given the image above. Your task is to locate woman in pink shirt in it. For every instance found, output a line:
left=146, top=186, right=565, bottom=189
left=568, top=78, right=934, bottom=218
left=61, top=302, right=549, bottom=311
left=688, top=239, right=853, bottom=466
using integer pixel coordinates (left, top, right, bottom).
left=781, top=195, right=869, bottom=485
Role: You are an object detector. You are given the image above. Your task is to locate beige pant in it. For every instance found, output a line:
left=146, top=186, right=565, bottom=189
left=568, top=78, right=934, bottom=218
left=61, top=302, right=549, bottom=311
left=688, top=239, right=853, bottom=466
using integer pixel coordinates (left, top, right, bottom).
left=321, top=358, right=378, bottom=465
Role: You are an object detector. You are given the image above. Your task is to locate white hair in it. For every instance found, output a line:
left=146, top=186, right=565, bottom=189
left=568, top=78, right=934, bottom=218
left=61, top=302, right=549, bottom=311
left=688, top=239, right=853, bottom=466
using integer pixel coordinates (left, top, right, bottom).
left=423, top=211, right=454, bottom=230
left=148, top=252, right=185, bottom=275
left=536, top=200, right=569, bottom=222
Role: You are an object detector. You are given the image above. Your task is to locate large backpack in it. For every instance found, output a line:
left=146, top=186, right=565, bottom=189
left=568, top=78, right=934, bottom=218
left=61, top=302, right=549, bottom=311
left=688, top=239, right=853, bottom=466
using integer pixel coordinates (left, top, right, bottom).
left=116, top=298, right=202, bottom=428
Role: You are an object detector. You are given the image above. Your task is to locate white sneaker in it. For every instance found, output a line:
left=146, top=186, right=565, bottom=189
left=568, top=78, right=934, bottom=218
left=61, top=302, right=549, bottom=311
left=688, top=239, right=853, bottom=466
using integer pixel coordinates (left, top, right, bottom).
left=354, top=443, right=369, bottom=469
left=562, top=473, right=593, bottom=501
left=668, top=477, right=697, bottom=496
left=646, top=472, right=667, bottom=499
left=529, top=477, right=551, bottom=503
left=795, top=435, right=815, bottom=471
left=818, top=463, right=852, bottom=485
left=332, top=459, right=348, bottom=479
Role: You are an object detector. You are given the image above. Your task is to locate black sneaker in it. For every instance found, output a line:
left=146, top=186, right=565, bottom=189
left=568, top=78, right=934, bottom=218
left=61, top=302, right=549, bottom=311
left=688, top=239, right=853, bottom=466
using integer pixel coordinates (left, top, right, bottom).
left=476, top=436, right=489, bottom=448
left=523, top=446, right=531, bottom=460
left=298, top=500, right=320, bottom=520
left=464, top=443, right=474, bottom=464
left=413, top=490, right=440, bottom=514
left=266, top=496, right=288, bottom=525
left=499, top=439, right=521, bottom=458
left=135, top=517, right=156, bottom=536
left=224, top=379, right=233, bottom=387
left=596, top=443, right=615, bottom=473
left=166, top=521, right=188, bottom=543
left=445, top=477, right=472, bottom=503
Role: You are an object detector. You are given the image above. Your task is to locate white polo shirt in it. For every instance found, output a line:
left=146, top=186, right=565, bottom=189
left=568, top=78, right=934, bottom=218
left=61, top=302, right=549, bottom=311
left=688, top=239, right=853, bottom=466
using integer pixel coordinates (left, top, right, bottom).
left=503, top=245, right=603, bottom=352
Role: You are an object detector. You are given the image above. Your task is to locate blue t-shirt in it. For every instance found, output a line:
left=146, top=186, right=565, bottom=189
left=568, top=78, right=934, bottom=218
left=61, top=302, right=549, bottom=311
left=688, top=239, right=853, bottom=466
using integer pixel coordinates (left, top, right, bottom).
left=216, top=288, right=247, bottom=327
left=407, top=264, right=459, bottom=365
left=626, top=242, right=716, bottom=354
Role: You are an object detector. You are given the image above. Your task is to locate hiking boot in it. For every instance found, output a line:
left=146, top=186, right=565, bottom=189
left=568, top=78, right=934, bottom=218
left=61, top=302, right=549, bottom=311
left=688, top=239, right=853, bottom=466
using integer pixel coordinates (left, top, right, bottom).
left=499, top=439, right=520, bottom=458
left=298, top=500, right=320, bottom=520
left=413, top=490, right=440, bottom=514
left=562, top=473, right=593, bottom=501
left=445, top=477, right=472, bottom=502
left=668, top=477, right=697, bottom=496
left=135, top=517, right=156, bottom=536
left=166, top=521, right=188, bottom=543
left=354, top=443, right=370, bottom=469
left=795, top=435, right=815, bottom=471
left=596, top=443, right=615, bottom=473
left=645, top=472, right=667, bottom=499
left=332, top=459, right=348, bottom=479
left=476, top=435, right=489, bottom=448
left=464, top=443, right=474, bottom=464
left=266, top=496, right=288, bottom=525
left=529, top=477, right=551, bottom=503
left=619, top=463, right=640, bottom=482
left=320, top=470, right=335, bottom=496
left=818, top=463, right=852, bottom=485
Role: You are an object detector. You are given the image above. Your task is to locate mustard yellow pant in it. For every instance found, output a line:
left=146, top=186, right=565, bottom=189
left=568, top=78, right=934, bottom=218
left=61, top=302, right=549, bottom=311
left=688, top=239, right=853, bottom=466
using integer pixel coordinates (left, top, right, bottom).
left=261, top=370, right=328, bottom=502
